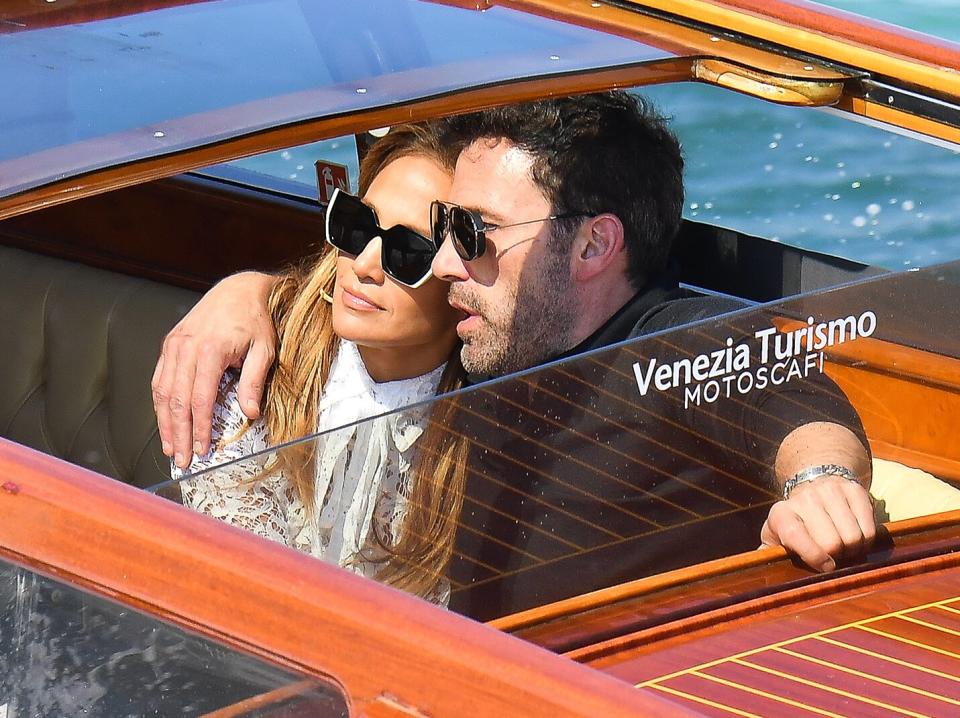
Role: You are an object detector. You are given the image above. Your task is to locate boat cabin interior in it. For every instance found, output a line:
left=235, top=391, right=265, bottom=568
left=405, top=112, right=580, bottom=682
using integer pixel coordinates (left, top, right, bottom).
left=4, top=140, right=959, bottom=622
left=0, top=161, right=888, bottom=489
left=3, top=2, right=960, bottom=714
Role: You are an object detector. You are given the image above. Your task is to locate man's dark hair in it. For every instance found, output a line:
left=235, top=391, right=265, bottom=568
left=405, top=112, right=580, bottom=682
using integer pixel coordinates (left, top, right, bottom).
left=441, top=91, right=684, bottom=288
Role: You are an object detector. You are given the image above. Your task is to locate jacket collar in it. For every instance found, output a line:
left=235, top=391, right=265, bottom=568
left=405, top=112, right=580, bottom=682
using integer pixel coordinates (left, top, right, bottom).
left=556, top=270, right=683, bottom=359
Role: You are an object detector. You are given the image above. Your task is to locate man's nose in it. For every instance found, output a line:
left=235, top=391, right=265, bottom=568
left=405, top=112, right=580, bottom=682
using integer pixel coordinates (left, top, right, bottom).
left=354, top=236, right=385, bottom=282
left=431, top=236, right=469, bottom=282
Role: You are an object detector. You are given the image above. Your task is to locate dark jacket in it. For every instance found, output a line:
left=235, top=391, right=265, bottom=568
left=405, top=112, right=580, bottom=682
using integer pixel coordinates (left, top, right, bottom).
left=449, top=276, right=867, bottom=619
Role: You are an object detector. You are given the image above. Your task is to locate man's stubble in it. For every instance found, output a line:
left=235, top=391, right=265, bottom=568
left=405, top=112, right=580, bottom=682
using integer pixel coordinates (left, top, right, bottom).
left=451, top=247, right=577, bottom=377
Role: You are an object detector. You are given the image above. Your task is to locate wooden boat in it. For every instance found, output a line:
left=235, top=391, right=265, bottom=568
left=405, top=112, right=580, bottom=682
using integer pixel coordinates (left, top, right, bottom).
left=1, top=1, right=958, bottom=714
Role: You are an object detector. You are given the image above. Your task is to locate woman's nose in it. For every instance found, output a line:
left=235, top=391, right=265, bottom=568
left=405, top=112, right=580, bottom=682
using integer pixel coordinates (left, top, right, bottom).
left=353, top=236, right=385, bottom=282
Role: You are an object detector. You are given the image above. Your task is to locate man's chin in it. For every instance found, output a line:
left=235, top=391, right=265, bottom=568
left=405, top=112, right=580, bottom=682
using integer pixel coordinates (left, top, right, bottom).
left=460, top=341, right=497, bottom=377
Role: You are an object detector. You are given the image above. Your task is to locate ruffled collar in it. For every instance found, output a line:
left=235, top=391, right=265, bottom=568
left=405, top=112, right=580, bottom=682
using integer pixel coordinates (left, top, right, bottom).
left=305, top=340, right=446, bottom=566
left=318, top=339, right=445, bottom=432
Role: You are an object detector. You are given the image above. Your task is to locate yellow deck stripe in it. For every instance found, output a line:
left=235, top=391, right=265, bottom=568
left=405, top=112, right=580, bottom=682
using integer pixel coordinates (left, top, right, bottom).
left=648, top=683, right=764, bottom=718
left=637, top=596, right=960, bottom=687
left=776, top=647, right=960, bottom=709
left=815, top=636, right=960, bottom=686
left=692, top=671, right=843, bottom=717
left=856, top=625, right=960, bottom=662
left=896, top=614, right=960, bottom=638
left=936, top=605, right=960, bottom=618
left=736, top=657, right=930, bottom=718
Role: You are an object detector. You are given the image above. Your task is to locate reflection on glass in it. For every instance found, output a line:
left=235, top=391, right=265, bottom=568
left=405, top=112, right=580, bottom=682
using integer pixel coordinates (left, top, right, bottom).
left=151, top=260, right=960, bottom=621
left=2, top=0, right=670, bottom=197
left=0, top=559, right=348, bottom=717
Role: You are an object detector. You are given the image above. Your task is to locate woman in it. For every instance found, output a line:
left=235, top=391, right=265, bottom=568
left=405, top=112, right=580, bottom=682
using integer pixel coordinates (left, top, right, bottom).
left=173, top=122, right=468, bottom=603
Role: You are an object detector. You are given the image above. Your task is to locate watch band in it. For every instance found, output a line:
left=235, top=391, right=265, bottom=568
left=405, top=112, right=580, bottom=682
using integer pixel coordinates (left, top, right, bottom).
left=783, top=463, right=859, bottom=500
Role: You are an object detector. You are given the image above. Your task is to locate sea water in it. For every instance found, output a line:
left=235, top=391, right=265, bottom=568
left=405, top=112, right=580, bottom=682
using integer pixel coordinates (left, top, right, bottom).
left=660, top=0, right=959, bottom=270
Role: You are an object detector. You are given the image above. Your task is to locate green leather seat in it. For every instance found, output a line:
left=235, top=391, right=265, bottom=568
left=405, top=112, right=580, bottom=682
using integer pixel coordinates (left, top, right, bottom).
left=0, top=245, right=198, bottom=487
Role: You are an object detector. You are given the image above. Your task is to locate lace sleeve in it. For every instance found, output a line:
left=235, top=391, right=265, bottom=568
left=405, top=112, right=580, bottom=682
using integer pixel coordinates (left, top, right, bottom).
left=173, top=373, right=296, bottom=546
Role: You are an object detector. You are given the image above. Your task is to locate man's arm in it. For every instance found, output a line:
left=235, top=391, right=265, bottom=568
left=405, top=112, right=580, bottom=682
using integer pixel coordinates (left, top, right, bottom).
left=152, top=271, right=279, bottom=468
left=637, top=298, right=876, bottom=573
left=761, top=421, right=874, bottom=571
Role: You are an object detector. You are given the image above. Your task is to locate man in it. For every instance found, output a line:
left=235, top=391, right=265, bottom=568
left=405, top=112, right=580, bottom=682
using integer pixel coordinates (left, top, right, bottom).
left=153, top=92, right=875, bottom=580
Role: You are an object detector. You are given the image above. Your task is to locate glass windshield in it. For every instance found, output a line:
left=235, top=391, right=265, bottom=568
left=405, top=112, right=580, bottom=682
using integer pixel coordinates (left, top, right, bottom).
left=150, top=259, right=960, bottom=621
left=0, top=559, right=348, bottom=717
left=199, top=134, right=360, bottom=198
left=0, top=0, right=674, bottom=200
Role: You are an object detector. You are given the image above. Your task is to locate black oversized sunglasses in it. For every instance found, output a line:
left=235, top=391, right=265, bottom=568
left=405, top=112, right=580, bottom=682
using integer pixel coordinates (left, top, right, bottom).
left=325, top=188, right=436, bottom=288
left=430, top=200, right=589, bottom=261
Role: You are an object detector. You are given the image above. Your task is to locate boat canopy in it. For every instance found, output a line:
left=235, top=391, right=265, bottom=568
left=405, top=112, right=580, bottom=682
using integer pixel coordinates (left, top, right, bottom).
left=0, top=0, right=676, bottom=200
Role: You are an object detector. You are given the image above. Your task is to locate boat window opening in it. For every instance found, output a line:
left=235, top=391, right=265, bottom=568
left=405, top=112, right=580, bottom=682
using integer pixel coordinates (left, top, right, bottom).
left=0, top=558, right=349, bottom=717
left=639, top=83, right=959, bottom=271
left=198, top=134, right=360, bottom=199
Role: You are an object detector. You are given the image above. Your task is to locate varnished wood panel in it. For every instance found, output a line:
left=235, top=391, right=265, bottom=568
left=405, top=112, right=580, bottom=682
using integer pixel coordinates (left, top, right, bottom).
left=0, top=438, right=678, bottom=717
left=624, top=568, right=960, bottom=715
left=700, top=0, right=960, bottom=69
left=0, top=174, right=325, bottom=290
left=509, top=0, right=960, bottom=90
left=774, top=319, right=960, bottom=481
left=495, top=511, right=960, bottom=656
left=502, top=1, right=960, bottom=145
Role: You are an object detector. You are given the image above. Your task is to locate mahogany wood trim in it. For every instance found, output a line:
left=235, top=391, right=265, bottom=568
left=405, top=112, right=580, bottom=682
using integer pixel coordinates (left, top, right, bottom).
left=870, top=441, right=960, bottom=484
left=0, top=173, right=325, bottom=290
left=769, top=317, right=960, bottom=480
left=775, top=318, right=960, bottom=392
left=493, top=510, right=960, bottom=640
left=679, top=0, right=960, bottom=67
left=837, top=95, right=960, bottom=146
left=503, top=0, right=960, bottom=92
left=825, top=366, right=960, bottom=481
left=199, top=681, right=319, bottom=718
left=491, top=546, right=786, bottom=634
left=0, top=438, right=680, bottom=718
left=568, top=531, right=960, bottom=668
left=495, top=0, right=851, bottom=80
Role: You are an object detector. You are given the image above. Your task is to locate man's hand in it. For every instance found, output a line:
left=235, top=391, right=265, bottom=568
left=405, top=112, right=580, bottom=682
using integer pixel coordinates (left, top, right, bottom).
left=760, top=473, right=876, bottom=571
left=152, top=271, right=279, bottom=469
left=763, top=421, right=875, bottom=571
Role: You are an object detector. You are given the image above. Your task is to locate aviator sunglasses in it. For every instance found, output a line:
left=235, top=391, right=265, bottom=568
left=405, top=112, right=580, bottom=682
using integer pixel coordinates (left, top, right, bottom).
left=325, top=187, right=437, bottom=289
left=431, top=200, right=589, bottom=261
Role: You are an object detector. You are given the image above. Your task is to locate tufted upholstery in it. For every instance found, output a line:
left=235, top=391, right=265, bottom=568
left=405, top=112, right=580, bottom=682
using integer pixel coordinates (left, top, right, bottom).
left=0, top=245, right=199, bottom=488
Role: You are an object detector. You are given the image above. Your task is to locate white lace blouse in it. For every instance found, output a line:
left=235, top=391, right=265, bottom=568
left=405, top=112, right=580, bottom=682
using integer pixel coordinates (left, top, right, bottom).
left=172, top=340, right=446, bottom=598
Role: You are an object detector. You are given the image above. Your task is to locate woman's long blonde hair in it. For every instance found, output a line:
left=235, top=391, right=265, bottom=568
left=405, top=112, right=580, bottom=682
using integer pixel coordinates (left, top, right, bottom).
left=262, top=122, right=468, bottom=598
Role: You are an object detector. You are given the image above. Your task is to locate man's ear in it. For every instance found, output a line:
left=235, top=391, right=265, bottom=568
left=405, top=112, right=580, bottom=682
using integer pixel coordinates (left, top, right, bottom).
left=571, top=214, right=625, bottom=282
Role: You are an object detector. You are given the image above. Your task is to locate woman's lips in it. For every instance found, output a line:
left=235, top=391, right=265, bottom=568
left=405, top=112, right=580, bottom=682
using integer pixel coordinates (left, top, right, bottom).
left=342, top=287, right=383, bottom=311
